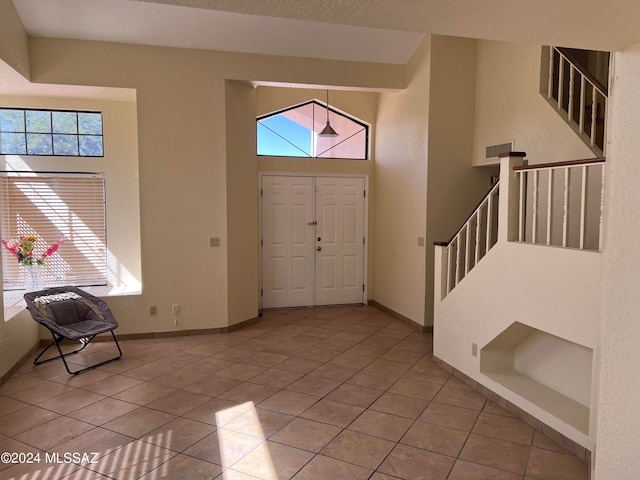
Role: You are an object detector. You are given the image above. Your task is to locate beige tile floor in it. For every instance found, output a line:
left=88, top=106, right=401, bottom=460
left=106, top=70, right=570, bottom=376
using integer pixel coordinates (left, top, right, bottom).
left=0, top=305, right=589, bottom=479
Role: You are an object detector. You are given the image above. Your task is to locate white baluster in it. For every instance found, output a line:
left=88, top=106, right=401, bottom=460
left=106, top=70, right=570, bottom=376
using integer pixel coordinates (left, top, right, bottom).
left=454, top=238, right=461, bottom=286
left=591, top=88, right=597, bottom=147
left=474, top=211, right=481, bottom=265
left=519, top=171, right=525, bottom=242
left=599, top=165, right=606, bottom=251
left=558, top=56, right=565, bottom=110
left=601, top=96, right=607, bottom=155
left=465, top=224, right=471, bottom=275
left=445, top=244, right=452, bottom=294
left=579, top=165, right=588, bottom=249
left=486, top=192, right=492, bottom=251
left=548, top=47, right=555, bottom=99
left=568, top=66, right=575, bottom=122
left=532, top=170, right=539, bottom=244
left=562, top=167, right=570, bottom=247
left=546, top=169, right=554, bottom=245
left=579, top=75, right=586, bottom=133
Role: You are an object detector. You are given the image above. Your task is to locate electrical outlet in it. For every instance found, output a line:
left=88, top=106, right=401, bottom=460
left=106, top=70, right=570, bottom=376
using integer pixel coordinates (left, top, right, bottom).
left=472, top=343, right=478, bottom=357
left=149, top=305, right=157, bottom=316
left=172, top=304, right=180, bottom=315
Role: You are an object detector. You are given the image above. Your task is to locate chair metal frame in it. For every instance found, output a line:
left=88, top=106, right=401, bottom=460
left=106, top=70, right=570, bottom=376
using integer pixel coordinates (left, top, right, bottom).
left=33, top=330, right=122, bottom=375
left=24, top=286, right=123, bottom=375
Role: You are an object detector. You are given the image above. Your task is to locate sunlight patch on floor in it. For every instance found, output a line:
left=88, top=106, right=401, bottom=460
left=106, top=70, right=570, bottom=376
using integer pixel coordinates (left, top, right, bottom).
left=216, top=401, right=277, bottom=479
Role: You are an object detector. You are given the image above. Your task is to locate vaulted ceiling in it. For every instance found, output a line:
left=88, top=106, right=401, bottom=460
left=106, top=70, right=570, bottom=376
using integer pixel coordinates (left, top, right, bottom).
left=4, top=0, right=637, bottom=99
left=11, top=0, right=640, bottom=68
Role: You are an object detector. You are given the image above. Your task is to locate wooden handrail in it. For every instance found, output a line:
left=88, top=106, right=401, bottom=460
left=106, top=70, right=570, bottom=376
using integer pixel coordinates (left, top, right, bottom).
left=434, top=180, right=499, bottom=247
left=498, top=151, right=527, bottom=158
left=513, top=157, right=605, bottom=172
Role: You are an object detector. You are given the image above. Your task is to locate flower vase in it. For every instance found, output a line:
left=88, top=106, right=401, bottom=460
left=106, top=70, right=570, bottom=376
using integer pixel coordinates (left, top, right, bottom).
left=23, top=264, right=42, bottom=292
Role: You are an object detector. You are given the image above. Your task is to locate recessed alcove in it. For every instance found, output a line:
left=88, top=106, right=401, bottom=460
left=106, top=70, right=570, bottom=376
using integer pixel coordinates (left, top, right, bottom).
left=480, top=322, right=592, bottom=434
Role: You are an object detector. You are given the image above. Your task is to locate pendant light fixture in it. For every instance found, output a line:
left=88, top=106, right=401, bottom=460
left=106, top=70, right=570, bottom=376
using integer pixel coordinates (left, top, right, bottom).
left=318, top=89, right=339, bottom=137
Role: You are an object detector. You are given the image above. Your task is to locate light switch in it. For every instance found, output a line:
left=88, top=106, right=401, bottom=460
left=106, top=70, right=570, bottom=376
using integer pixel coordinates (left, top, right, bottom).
left=210, top=237, right=220, bottom=247
left=417, top=237, right=425, bottom=247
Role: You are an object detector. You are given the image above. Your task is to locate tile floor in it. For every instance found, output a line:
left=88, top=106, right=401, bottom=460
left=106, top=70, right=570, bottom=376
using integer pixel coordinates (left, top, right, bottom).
left=0, top=305, right=589, bottom=479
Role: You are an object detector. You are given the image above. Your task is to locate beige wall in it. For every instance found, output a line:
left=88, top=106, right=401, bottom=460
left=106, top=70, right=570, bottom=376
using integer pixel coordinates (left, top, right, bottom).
left=515, top=331, right=593, bottom=407
left=472, top=40, right=593, bottom=166
left=595, top=42, right=640, bottom=479
left=226, top=80, right=259, bottom=325
left=373, top=37, right=430, bottom=323
left=373, top=35, right=496, bottom=326
left=0, top=0, right=29, bottom=79
left=425, top=35, right=495, bottom=325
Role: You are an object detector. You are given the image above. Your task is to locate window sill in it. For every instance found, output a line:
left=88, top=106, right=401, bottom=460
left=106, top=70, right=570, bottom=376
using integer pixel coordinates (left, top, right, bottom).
left=3, top=284, right=141, bottom=322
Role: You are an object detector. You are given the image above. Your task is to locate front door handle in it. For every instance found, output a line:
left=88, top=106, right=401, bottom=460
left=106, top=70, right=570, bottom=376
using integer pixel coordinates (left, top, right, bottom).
left=307, top=221, right=318, bottom=226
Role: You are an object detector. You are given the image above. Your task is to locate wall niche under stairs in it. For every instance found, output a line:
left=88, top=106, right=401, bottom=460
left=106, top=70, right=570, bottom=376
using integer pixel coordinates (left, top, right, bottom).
left=480, top=322, right=592, bottom=434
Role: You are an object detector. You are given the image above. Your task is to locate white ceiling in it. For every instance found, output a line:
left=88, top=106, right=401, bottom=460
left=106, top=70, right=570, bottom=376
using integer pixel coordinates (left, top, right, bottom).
left=13, top=0, right=640, bottom=61
left=6, top=0, right=640, bottom=98
left=12, top=0, right=425, bottom=65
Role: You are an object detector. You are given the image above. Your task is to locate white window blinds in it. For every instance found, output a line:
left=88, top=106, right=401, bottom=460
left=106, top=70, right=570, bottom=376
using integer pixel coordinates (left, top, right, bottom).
left=1, top=173, right=107, bottom=290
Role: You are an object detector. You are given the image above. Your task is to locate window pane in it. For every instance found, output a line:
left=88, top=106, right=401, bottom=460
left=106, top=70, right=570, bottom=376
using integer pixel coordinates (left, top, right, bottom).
left=0, top=110, right=25, bottom=132
left=258, top=115, right=312, bottom=156
left=52, top=111, right=78, bottom=134
left=26, top=111, right=51, bottom=133
left=78, top=112, right=103, bottom=135
left=27, top=133, right=53, bottom=155
left=317, top=128, right=367, bottom=159
left=79, top=135, right=104, bottom=156
left=0, top=133, right=26, bottom=154
left=257, top=100, right=368, bottom=159
left=53, top=134, right=79, bottom=156
left=1, top=109, right=103, bottom=157
left=257, top=122, right=311, bottom=157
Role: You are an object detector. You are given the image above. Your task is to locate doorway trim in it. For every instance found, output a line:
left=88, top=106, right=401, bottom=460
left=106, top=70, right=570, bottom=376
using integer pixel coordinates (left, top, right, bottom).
left=258, top=171, right=369, bottom=310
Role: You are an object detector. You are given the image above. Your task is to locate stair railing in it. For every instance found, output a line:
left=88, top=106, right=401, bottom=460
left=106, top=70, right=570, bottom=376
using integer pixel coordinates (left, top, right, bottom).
left=514, top=157, right=606, bottom=251
left=435, top=180, right=500, bottom=297
left=435, top=153, right=605, bottom=300
left=542, top=46, right=607, bottom=156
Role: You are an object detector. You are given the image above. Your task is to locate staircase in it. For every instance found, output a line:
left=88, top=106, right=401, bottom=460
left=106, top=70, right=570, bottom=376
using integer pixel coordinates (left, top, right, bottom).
left=540, top=46, right=608, bottom=157
left=433, top=153, right=605, bottom=453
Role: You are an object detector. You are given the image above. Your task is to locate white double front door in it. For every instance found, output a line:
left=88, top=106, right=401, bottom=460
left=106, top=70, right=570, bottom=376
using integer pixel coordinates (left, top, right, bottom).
left=261, top=175, right=366, bottom=308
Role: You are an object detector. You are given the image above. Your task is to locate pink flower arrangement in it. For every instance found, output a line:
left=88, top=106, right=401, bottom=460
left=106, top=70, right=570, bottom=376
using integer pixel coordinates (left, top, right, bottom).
left=2, top=235, right=65, bottom=266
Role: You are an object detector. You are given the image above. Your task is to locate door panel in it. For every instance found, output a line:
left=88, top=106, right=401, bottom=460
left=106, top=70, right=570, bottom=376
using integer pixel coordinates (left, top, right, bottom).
left=262, top=175, right=365, bottom=308
left=315, top=177, right=365, bottom=305
left=262, top=176, right=315, bottom=308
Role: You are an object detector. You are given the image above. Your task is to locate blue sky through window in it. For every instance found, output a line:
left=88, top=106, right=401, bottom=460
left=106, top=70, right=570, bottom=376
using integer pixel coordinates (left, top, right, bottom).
left=257, top=115, right=312, bottom=157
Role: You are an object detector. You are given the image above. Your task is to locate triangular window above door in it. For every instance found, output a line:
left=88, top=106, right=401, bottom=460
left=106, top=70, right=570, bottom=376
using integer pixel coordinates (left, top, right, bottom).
left=257, top=100, right=369, bottom=160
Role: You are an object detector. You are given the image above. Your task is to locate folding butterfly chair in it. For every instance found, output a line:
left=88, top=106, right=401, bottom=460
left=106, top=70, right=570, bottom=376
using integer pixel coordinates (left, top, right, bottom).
left=24, top=286, right=122, bottom=375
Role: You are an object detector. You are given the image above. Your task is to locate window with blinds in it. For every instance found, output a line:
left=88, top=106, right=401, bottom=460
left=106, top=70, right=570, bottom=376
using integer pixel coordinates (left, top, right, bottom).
left=1, top=173, right=107, bottom=290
